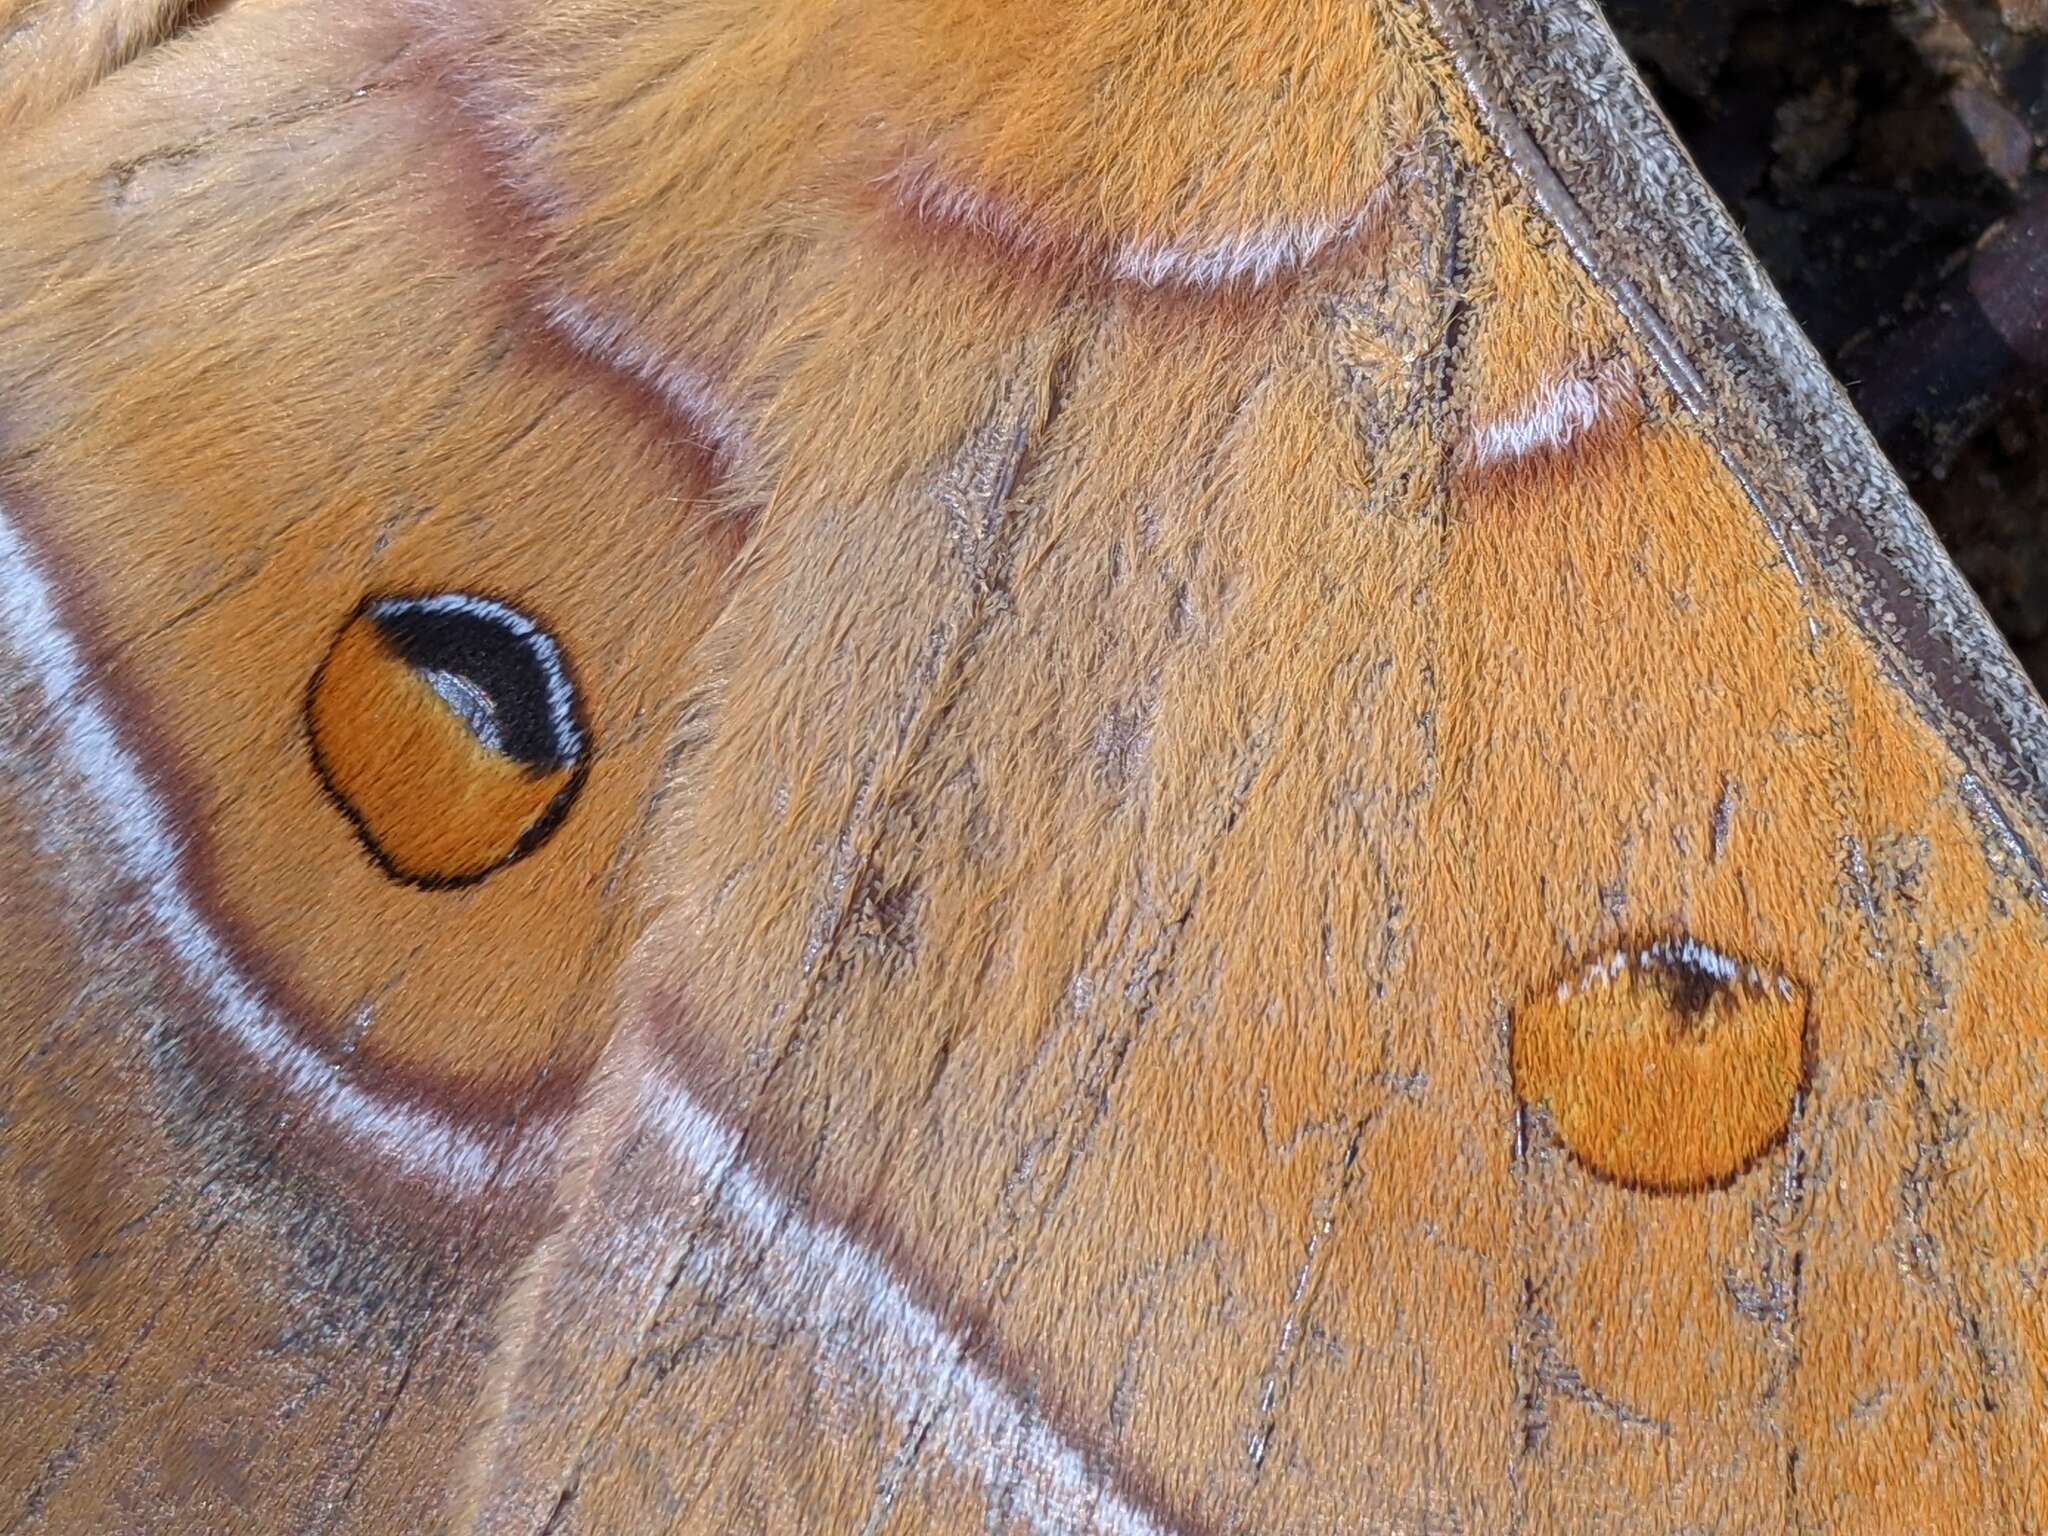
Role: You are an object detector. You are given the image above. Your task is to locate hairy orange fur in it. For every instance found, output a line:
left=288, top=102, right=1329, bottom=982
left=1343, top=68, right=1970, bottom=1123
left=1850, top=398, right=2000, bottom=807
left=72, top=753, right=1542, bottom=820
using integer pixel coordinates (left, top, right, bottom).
left=1512, top=943, right=1809, bottom=1193
left=0, top=0, right=190, bottom=131
left=2, top=0, right=2046, bottom=1531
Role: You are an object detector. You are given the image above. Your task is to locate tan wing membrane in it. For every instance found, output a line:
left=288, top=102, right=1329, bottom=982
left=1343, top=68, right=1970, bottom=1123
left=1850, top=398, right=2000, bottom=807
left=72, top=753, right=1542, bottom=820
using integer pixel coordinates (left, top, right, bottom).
left=2, top=0, right=2046, bottom=1532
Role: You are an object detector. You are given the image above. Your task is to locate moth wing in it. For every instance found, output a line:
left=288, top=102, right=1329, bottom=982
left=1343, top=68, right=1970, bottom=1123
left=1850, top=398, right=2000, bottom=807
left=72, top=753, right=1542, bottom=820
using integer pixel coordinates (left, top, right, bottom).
left=0, top=5, right=737, bottom=1526
left=2, top=1, right=2047, bottom=1534
left=426, top=2, right=2048, bottom=1532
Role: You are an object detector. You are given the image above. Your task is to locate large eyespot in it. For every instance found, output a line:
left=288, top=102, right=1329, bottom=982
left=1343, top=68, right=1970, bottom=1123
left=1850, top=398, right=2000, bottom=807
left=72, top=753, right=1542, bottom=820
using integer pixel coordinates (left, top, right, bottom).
left=307, top=593, right=589, bottom=888
left=1512, top=938, right=1809, bottom=1193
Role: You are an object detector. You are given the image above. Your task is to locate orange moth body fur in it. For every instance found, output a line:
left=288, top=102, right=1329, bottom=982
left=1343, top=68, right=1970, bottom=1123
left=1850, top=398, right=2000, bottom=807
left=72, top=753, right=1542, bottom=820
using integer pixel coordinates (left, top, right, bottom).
left=2, top=1, right=2048, bottom=1532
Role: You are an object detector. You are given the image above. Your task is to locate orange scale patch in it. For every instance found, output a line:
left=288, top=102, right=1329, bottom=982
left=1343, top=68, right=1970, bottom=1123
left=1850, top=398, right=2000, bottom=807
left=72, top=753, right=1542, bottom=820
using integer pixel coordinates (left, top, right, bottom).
left=1513, top=938, right=1811, bottom=1192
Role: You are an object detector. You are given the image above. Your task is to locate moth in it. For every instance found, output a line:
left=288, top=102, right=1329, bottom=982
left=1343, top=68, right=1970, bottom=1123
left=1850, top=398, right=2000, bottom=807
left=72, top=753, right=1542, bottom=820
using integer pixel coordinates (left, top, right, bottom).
left=3, top=0, right=2046, bottom=1530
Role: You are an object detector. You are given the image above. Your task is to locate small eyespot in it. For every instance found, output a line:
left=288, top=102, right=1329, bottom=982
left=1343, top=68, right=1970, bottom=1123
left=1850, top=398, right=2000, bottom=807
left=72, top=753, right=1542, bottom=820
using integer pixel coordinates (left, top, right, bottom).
left=307, top=593, right=589, bottom=888
left=1512, top=938, right=1809, bottom=1193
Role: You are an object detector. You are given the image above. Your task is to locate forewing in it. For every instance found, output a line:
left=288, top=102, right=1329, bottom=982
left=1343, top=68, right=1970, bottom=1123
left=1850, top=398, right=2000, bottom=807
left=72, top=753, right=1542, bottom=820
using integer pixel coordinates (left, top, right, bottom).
left=424, top=2, right=2048, bottom=1532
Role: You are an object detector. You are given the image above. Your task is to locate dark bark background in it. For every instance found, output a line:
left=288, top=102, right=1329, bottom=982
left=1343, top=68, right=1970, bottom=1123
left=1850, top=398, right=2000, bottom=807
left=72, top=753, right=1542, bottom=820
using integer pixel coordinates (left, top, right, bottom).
left=1606, top=0, right=2048, bottom=685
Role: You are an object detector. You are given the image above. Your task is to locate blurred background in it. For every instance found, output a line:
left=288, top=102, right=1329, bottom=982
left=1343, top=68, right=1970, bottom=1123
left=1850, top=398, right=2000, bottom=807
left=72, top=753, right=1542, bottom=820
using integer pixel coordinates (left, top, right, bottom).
left=1607, top=0, right=2048, bottom=684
